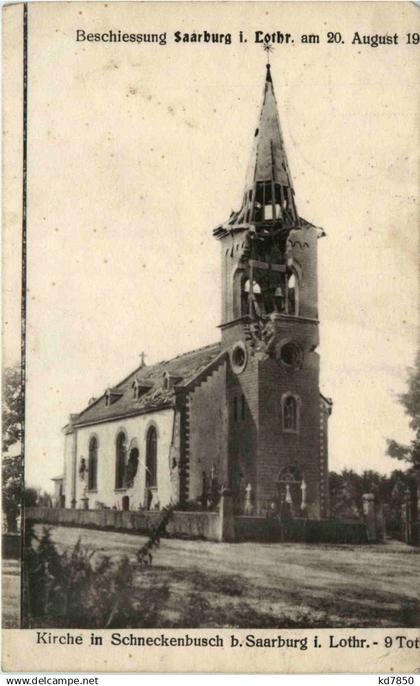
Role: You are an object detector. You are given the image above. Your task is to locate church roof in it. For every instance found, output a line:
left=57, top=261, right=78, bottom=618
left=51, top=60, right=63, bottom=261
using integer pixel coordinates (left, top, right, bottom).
left=71, top=342, right=223, bottom=428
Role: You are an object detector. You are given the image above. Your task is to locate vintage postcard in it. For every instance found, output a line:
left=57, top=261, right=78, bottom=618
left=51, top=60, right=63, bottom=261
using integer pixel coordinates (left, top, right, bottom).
left=2, top=0, right=419, bottom=674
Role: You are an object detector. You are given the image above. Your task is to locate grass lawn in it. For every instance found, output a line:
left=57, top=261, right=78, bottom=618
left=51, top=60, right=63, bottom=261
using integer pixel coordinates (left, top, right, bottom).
left=28, top=524, right=420, bottom=629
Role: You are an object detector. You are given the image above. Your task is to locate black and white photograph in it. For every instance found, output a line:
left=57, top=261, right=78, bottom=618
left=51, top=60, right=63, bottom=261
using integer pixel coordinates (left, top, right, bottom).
left=2, top=0, right=419, bottom=674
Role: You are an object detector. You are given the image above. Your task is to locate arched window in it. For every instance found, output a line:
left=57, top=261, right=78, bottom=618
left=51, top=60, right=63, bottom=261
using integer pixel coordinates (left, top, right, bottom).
left=274, top=285, right=285, bottom=312
left=243, top=278, right=263, bottom=316
left=278, top=465, right=302, bottom=483
left=115, top=432, right=127, bottom=489
left=87, top=437, right=98, bottom=490
left=287, top=272, right=299, bottom=315
left=244, top=278, right=262, bottom=295
left=126, top=447, right=139, bottom=488
left=146, top=426, right=157, bottom=488
left=282, top=395, right=299, bottom=433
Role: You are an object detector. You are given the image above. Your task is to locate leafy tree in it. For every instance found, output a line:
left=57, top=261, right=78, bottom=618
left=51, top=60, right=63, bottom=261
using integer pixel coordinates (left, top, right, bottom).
left=2, top=364, right=24, bottom=532
left=2, top=364, right=23, bottom=451
left=387, top=349, right=420, bottom=468
left=2, top=454, right=23, bottom=532
left=328, top=469, right=415, bottom=517
left=24, top=487, right=39, bottom=507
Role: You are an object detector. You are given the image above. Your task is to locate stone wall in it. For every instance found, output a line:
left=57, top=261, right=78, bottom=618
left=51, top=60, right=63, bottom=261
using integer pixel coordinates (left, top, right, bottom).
left=25, top=507, right=220, bottom=541
left=234, top=515, right=368, bottom=544
left=26, top=506, right=370, bottom=544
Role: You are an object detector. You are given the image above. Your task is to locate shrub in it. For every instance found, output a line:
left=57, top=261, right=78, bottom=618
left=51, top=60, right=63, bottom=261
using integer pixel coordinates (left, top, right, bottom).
left=23, top=505, right=174, bottom=628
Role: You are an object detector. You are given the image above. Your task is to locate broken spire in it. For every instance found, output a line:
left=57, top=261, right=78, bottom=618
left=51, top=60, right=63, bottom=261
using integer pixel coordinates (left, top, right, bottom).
left=214, top=61, right=300, bottom=236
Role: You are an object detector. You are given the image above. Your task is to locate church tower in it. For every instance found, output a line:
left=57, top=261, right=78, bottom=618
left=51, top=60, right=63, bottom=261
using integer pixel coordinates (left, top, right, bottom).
left=214, top=64, right=331, bottom=518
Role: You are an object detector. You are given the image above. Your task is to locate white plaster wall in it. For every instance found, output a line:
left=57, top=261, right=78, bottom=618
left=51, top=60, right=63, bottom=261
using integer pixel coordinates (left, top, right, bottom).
left=63, top=431, right=76, bottom=507
left=70, top=409, right=175, bottom=510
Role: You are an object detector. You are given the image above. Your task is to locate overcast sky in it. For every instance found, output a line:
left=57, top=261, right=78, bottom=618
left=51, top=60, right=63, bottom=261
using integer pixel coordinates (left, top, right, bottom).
left=3, top=2, right=418, bottom=491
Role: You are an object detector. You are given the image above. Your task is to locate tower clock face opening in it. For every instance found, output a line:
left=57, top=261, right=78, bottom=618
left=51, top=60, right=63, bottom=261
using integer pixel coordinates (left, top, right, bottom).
left=231, top=342, right=248, bottom=374
left=280, top=342, right=303, bottom=369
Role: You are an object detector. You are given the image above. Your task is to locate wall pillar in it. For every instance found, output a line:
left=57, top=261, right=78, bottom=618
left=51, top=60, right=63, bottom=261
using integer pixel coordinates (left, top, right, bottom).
left=401, top=488, right=413, bottom=545
left=362, top=493, right=376, bottom=542
left=217, top=488, right=234, bottom=542
left=375, top=501, right=386, bottom=542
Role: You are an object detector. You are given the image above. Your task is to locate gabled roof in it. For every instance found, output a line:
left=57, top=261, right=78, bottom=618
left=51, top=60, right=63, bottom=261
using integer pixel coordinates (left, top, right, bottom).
left=72, top=342, right=222, bottom=428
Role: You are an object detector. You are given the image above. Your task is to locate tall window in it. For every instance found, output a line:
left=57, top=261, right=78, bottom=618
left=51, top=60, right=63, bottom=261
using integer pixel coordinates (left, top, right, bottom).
left=146, top=426, right=157, bottom=488
left=126, top=447, right=139, bottom=488
left=233, top=397, right=238, bottom=422
left=287, top=272, right=299, bottom=315
left=241, top=394, right=246, bottom=420
left=115, top=432, right=127, bottom=489
left=88, top=436, right=98, bottom=490
left=242, top=278, right=263, bottom=317
left=283, top=395, right=299, bottom=432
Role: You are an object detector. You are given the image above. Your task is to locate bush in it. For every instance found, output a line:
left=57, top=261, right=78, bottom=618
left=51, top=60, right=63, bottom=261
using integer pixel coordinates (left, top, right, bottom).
left=23, top=505, right=174, bottom=628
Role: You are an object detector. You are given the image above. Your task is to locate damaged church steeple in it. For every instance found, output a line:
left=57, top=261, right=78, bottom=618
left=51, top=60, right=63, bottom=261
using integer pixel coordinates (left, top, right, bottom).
left=214, top=63, right=317, bottom=340
left=212, top=62, right=330, bottom=519
left=214, top=63, right=299, bottom=237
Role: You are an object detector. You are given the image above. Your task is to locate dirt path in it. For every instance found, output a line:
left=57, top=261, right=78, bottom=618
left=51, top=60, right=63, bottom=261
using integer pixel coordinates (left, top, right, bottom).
left=31, top=525, right=420, bottom=628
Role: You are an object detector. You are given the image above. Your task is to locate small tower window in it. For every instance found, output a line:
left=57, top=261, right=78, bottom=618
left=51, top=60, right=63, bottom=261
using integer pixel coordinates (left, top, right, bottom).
left=244, top=279, right=261, bottom=295
left=241, top=394, right=246, bottom=420
left=274, top=285, right=285, bottom=313
left=233, top=397, right=238, bottom=422
left=264, top=204, right=273, bottom=220
left=282, top=186, right=289, bottom=209
left=243, top=278, right=263, bottom=316
left=286, top=271, right=299, bottom=316
left=281, top=394, right=300, bottom=433
left=232, top=347, right=245, bottom=369
left=280, top=342, right=303, bottom=369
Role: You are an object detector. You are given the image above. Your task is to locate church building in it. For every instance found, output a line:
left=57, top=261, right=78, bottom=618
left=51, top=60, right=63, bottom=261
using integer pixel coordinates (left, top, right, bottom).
left=61, top=64, right=332, bottom=519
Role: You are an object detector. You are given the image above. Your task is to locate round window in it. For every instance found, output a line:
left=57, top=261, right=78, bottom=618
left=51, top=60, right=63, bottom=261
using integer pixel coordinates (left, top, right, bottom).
left=280, top=342, right=303, bottom=369
left=230, top=342, right=247, bottom=374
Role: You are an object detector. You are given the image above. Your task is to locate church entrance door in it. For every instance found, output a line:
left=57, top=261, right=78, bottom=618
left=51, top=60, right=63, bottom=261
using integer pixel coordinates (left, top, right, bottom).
left=276, top=466, right=304, bottom=517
